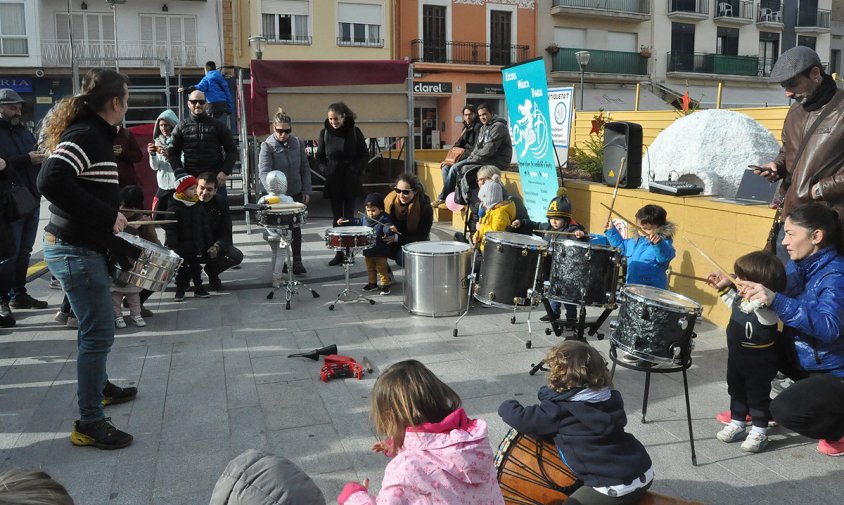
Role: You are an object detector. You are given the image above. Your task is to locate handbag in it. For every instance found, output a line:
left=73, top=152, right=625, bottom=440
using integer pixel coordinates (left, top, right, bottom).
left=443, top=146, right=465, bottom=166
left=3, top=182, right=38, bottom=222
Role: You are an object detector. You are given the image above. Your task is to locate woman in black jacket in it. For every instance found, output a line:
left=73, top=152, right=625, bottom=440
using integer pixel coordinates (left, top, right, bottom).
left=316, top=102, right=367, bottom=266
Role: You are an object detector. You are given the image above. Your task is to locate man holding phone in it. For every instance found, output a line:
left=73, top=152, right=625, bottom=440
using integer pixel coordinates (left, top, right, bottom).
left=756, top=46, right=844, bottom=257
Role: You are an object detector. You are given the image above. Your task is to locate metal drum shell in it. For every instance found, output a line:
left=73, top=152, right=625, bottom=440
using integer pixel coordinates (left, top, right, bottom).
left=610, top=284, right=702, bottom=365
left=402, top=241, right=472, bottom=317
left=546, top=238, right=621, bottom=307
left=112, top=232, right=183, bottom=292
left=323, top=226, right=376, bottom=251
left=475, top=232, right=547, bottom=308
left=257, top=208, right=308, bottom=228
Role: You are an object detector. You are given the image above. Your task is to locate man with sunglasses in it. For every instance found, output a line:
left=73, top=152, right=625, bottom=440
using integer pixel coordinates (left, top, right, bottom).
left=168, top=90, right=238, bottom=196
left=755, top=46, right=844, bottom=258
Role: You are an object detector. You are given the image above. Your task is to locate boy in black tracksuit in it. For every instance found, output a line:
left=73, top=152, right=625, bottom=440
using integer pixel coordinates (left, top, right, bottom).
left=165, top=175, right=212, bottom=301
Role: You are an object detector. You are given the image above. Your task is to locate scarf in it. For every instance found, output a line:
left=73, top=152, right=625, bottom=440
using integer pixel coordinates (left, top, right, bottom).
left=802, top=74, right=837, bottom=112
left=174, top=192, right=199, bottom=206
left=384, top=190, right=420, bottom=233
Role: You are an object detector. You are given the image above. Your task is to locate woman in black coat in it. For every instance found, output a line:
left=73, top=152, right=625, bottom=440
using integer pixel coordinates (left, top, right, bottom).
left=316, top=102, right=368, bottom=266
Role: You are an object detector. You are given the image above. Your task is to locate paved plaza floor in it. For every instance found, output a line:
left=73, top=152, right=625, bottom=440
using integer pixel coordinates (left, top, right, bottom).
left=1, top=205, right=842, bottom=505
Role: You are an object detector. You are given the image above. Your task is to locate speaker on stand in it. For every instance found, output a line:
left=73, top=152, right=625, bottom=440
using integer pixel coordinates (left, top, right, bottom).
left=602, top=121, right=643, bottom=189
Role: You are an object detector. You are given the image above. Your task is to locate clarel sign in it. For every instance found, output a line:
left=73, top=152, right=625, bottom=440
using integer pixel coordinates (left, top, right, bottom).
left=413, top=81, right=452, bottom=94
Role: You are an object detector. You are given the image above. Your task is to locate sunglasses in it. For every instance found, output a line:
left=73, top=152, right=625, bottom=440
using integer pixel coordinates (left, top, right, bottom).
left=275, top=128, right=292, bottom=134
left=188, top=99, right=207, bottom=105
left=394, top=188, right=413, bottom=195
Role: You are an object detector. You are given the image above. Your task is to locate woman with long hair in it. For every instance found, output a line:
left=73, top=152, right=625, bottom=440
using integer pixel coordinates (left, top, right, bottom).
left=37, top=68, right=138, bottom=450
left=383, top=172, right=433, bottom=266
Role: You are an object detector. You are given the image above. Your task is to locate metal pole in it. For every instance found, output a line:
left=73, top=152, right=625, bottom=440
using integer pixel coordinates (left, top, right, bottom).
left=579, top=67, right=585, bottom=111
left=112, top=4, right=119, bottom=72
left=406, top=65, right=414, bottom=174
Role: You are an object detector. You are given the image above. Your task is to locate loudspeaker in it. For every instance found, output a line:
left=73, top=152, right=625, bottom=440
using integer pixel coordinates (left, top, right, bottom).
left=602, top=121, right=642, bottom=188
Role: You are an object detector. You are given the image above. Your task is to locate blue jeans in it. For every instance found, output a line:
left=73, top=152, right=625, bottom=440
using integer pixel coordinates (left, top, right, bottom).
left=43, top=233, right=113, bottom=423
left=549, top=300, right=577, bottom=320
left=0, top=207, right=40, bottom=299
left=439, top=160, right=467, bottom=200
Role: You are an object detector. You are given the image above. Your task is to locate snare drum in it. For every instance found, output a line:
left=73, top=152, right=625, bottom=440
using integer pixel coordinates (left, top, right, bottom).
left=403, top=241, right=472, bottom=317
left=112, top=232, right=183, bottom=292
left=323, top=226, right=375, bottom=251
left=257, top=207, right=307, bottom=228
left=546, top=239, right=621, bottom=307
left=610, top=284, right=702, bottom=365
left=495, top=428, right=581, bottom=504
left=475, top=232, right=546, bottom=307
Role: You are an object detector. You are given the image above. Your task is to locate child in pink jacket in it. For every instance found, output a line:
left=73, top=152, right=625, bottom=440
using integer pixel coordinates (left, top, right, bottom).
left=338, top=360, right=504, bottom=505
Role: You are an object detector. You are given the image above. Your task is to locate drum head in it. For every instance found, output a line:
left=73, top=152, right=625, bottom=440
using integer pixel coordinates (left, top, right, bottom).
left=623, top=284, right=701, bottom=312
left=485, top=232, right=547, bottom=250
left=116, top=231, right=179, bottom=258
left=403, top=241, right=471, bottom=255
left=326, top=226, right=372, bottom=235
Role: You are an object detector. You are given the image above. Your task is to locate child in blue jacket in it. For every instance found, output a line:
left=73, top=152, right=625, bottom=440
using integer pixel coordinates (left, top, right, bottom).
left=605, top=204, right=675, bottom=289
left=338, top=192, right=395, bottom=295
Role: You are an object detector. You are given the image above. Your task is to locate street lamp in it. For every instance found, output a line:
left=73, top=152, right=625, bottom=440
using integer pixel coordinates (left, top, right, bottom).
left=575, top=50, right=591, bottom=111
left=248, top=36, right=267, bottom=60
left=106, top=0, right=127, bottom=71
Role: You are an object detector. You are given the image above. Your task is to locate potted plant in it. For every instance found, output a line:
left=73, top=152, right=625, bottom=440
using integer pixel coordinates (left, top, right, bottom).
left=545, top=43, right=560, bottom=56
left=639, top=45, right=652, bottom=58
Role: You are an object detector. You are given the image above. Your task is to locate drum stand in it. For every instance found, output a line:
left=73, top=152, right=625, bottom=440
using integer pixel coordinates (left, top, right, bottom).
left=608, top=345, right=697, bottom=466
left=265, top=227, right=320, bottom=310
left=453, top=247, right=479, bottom=337
left=329, top=248, right=376, bottom=311
left=529, top=302, right=614, bottom=375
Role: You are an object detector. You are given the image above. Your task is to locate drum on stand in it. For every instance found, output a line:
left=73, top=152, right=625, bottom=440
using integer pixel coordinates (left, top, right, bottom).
left=545, top=239, right=621, bottom=308
left=610, top=284, right=701, bottom=366
left=324, top=226, right=376, bottom=252
left=475, top=232, right=547, bottom=308
left=112, top=232, right=183, bottom=292
left=257, top=206, right=308, bottom=228
left=403, top=241, right=472, bottom=317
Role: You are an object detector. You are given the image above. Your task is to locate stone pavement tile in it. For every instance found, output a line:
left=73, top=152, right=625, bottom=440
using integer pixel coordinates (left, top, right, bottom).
left=311, top=468, right=361, bottom=504
left=266, top=423, right=353, bottom=475
left=161, top=392, right=229, bottom=443
left=243, top=330, right=307, bottom=358
left=109, top=458, right=156, bottom=505
left=228, top=405, right=266, bottom=440
left=258, top=383, right=333, bottom=432
left=251, top=353, right=315, bottom=384
left=44, top=458, right=120, bottom=505
left=154, top=436, right=234, bottom=501
left=223, top=337, right=259, bottom=408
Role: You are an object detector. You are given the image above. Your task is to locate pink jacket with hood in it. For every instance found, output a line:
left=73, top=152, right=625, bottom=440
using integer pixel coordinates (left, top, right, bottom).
left=340, top=408, right=504, bottom=505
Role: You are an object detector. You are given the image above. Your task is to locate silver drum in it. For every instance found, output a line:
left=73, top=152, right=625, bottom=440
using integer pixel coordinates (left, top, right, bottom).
left=112, top=232, right=183, bottom=292
left=403, top=241, right=472, bottom=317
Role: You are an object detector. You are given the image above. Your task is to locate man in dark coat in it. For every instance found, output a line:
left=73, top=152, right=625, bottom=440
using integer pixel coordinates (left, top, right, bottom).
left=0, top=89, right=47, bottom=328
left=197, top=172, right=243, bottom=291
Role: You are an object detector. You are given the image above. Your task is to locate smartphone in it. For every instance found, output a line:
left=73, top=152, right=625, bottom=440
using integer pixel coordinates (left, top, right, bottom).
left=748, top=164, right=769, bottom=174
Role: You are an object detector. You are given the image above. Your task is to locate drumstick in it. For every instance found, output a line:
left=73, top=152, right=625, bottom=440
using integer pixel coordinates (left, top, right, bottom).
left=266, top=202, right=306, bottom=211
left=599, top=203, right=645, bottom=233
left=685, top=239, right=749, bottom=288
left=606, top=157, right=626, bottom=225
left=126, top=220, right=177, bottom=226
left=669, top=270, right=710, bottom=283
left=353, top=211, right=402, bottom=235
left=531, top=229, right=581, bottom=237
left=122, top=208, right=176, bottom=215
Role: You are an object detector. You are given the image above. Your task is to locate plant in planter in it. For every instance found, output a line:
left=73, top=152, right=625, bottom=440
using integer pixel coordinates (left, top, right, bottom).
left=570, top=109, right=606, bottom=181
left=545, top=43, right=560, bottom=56
left=639, top=45, right=652, bottom=58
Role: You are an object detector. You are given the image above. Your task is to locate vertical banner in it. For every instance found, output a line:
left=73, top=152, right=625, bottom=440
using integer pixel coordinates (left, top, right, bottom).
left=501, top=58, right=559, bottom=222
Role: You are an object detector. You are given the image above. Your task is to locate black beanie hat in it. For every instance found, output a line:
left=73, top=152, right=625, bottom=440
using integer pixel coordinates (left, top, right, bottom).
left=364, top=192, right=385, bottom=210
left=546, top=187, right=572, bottom=219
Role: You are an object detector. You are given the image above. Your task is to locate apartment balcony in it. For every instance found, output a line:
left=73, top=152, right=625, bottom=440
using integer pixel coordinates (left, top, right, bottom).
left=667, top=0, right=709, bottom=21
left=264, top=35, right=312, bottom=46
left=667, top=52, right=764, bottom=77
left=551, top=47, right=648, bottom=82
left=40, top=40, right=209, bottom=68
left=550, top=0, right=650, bottom=22
left=337, top=37, right=384, bottom=48
left=756, top=3, right=784, bottom=30
left=713, top=0, right=754, bottom=26
left=795, top=8, right=831, bottom=34
left=410, top=39, right=530, bottom=66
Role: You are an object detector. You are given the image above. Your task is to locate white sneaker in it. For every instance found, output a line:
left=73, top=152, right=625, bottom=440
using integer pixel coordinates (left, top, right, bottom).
left=114, top=316, right=127, bottom=329
left=716, top=423, right=747, bottom=443
left=741, top=432, right=769, bottom=453
left=131, top=315, right=146, bottom=327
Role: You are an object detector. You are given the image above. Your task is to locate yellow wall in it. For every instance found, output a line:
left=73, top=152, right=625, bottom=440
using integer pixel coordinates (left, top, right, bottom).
left=416, top=161, right=775, bottom=328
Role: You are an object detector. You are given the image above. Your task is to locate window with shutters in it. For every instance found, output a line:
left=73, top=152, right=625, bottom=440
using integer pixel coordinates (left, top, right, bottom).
left=0, top=2, right=27, bottom=55
left=337, top=2, right=383, bottom=47
left=140, top=14, right=198, bottom=67
left=262, top=0, right=310, bottom=44
left=53, top=12, right=115, bottom=64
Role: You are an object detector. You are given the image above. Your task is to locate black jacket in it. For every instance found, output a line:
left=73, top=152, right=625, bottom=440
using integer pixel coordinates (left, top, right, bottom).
left=316, top=118, right=367, bottom=200
left=203, top=193, right=234, bottom=248
left=499, top=386, right=652, bottom=489
left=454, top=120, right=482, bottom=152
left=169, top=113, right=238, bottom=177
left=165, top=197, right=212, bottom=257
left=0, top=116, right=39, bottom=197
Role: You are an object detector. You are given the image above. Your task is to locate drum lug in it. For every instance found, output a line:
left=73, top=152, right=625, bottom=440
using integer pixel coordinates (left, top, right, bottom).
left=496, top=244, right=504, bottom=253
left=678, top=317, right=688, bottom=330
left=488, top=292, right=496, bottom=301
left=521, top=248, right=528, bottom=257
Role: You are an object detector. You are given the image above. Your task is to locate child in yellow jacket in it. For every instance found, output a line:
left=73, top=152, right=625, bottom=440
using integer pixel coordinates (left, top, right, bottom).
left=472, top=180, right=516, bottom=252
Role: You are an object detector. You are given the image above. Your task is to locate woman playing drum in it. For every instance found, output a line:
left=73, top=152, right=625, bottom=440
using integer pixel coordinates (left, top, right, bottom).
left=384, top=173, right=433, bottom=266
left=723, top=202, right=844, bottom=457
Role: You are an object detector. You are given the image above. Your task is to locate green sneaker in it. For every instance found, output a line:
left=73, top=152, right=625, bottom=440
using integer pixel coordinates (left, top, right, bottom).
left=71, top=418, right=133, bottom=450
left=102, top=380, right=138, bottom=406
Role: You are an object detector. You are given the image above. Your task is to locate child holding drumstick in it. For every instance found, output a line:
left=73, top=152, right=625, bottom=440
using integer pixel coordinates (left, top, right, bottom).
left=604, top=204, right=676, bottom=289
left=499, top=341, right=654, bottom=505
left=337, top=360, right=504, bottom=505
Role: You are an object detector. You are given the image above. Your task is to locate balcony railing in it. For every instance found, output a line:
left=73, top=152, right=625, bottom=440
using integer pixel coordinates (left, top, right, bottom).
left=796, top=8, right=831, bottom=29
left=713, top=0, right=753, bottom=20
left=552, top=47, right=648, bottom=75
left=757, top=2, right=783, bottom=23
left=668, top=0, right=709, bottom=15
left=264, top=35, right=312, bottom=45
left=667, top=52, right=763, bottom=76
left=551, top=0, right=650, bottom=15
left=41, top=40, right=208, bottom=67
left=337, top=37, right=384, bottom=48
left=410, top=39, right=530, bottom=66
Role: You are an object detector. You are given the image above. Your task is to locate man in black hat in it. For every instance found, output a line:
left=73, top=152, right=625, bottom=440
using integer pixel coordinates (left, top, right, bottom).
left=0, top=88, right=48, bottom=328
left=755, top=46, right=844, bottom=258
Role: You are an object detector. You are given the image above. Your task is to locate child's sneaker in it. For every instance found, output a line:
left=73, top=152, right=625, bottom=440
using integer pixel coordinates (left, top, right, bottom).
left=817, top=437, right=844, bottom=457
left=716, top=423, right=747, bottom=443
left=715, top=410, right=777, bottom=427
left=54, top=311, right=69, bottom=324
left=380, top=285, right=391, bottom=295
left=66, top=316, right=78, bottom=328
left=539, top=313, right=559, bottom=323
left=131, top=315, right=146, bottom=327
left=174, top=290, right=186, bottom=302
left=741, top=432, right=769, bottom=453
left=114, top=316, right=127, bottom=329
left=194, top=286, right=211, bottom=298
left=362, top=283, right=378, bottom=292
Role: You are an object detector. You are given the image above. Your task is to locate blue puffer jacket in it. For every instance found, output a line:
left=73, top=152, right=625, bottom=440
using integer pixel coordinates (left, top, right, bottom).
left=771, top=246, right=844, bottom=377
left=604, top=225, right=675, bottom=289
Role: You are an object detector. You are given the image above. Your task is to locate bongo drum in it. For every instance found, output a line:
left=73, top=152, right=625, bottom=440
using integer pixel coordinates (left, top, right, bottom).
left=494, top=429, right=581, bottom=505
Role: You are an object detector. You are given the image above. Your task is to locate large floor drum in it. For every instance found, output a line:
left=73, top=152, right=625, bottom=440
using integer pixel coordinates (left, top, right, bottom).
left=610, top=284, right=702, bottom=365
left=403, top=241, right=472, bottom=317
left=475, top=232, right=547, bottom=308
left=546, top=239, right=621, bottom=307
left=112, top=232, right=183, bottom=292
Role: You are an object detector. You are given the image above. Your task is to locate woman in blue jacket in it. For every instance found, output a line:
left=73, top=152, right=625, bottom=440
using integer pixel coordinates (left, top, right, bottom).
left=741, top=203, right=844, bottom=457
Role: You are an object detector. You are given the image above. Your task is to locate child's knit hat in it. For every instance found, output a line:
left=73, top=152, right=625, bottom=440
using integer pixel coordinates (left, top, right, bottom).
left=478, top=180, right=504, bottom=209
left=264, top=170, right=288, bottom=196
left=364, top=192, right=385, bottom=210
left=175, top=174, right=198, bottom=194
left=546, top=187, right=572, bottom=219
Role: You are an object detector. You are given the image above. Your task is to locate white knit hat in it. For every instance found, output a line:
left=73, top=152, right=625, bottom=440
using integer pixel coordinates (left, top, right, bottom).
left=478, top=180, right=503, bottom=209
